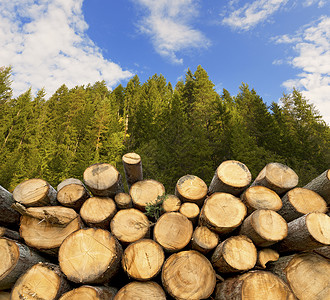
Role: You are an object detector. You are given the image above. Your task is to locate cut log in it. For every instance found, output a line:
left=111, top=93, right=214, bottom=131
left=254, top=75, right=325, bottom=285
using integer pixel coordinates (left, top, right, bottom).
left=0, top=292, right=10, bottom=300
left=114, top=281, right=166, bottom=300
left=19, top=206, right=83, bottom=255
left=278, top=187, right=328, bottom=222
left=0, top=238, right=46, bottom=290
left=11, top=263, right=70, bottom=300
left=179, top=202, right=200, bottom=223
left=162, top=250, right=216, bottom=300
left=130, top=179, right=165, bottom=211
left=191, top=226, right=219, bottom=254
left=211, top=235, right=257, bottom=273
left=57, top=178, right=90, bottom=210
left=239, top=209, right=288, bottom=247
left=215, top=270, right=296, bottom=300
left=251, top=162, right=299, bottom=195
left=0, top=227, right=22, bottom=242
left=122, top=239, right=165, bottom=281
left=80, top=197, right=117, bottom=229
left=59, top=285, right=117, bottom=300
left=269, top=252, right=330, bottom=300
left=0, top=185, right=20, bottom=227
left=276, top=212, right=330, bottom=253
left=122, top=152, right=143, bottom=190
left=240, top=186, right=282, bottom=214
left=114, top=192, right=132, bottom=209
left=162, top=194, right=181, bottom=213
left=59, top=228, right=122, bottom=284
left=175, top=174, right=207, bottom=206
left=199, top=192, right=247, bottom=234
left=256, top=248, right=279, bottom=268
left=154, top=212, right=193, bottom=252
left=83, top=163, right=123, bottom=197
left=110, top=208, right=150, bottom=244
left=304, top=169, right=330, bottom=205
left=209, top=160, right=252, bottom=196
left=13, top=178, right=57, bottom=207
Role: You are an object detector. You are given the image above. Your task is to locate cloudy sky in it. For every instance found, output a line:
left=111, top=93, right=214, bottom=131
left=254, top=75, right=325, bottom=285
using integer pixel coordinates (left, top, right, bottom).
left=0, top=0, right=329, bottom=123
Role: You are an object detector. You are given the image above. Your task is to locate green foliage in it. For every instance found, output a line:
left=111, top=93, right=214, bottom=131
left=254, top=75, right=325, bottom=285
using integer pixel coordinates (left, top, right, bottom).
left=144, top=194, right=167, bottom=220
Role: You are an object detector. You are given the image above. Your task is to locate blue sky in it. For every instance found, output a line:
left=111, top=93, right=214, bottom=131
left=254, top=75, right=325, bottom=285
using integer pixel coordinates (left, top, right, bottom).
left=0, top=0, right=329, bottom=123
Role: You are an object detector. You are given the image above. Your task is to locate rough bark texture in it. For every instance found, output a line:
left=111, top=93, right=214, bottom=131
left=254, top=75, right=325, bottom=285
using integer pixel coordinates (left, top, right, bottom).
left=191, top=226, right=219, bottom=254
left=0, top=227, right=22, bottom=242
left=179, top=202, right=200, bottom=224
left=313, top=246, right=330, bottom=259
left=0, top=185, right=20, bottom=227
left=304, top=169, right=330, bottom=205
left=114, top=281, right=166, bottom=300
left=59, top=285, right=117, bottom=300
left=114, top=193, right=132, bottom=210
left=162, top=194, right=181, bottom=213
left=122, top=152, right=143, bottom=190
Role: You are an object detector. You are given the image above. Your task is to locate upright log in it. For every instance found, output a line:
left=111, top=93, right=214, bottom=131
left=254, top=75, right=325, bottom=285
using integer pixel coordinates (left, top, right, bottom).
left=191, top=226, right=219, bottom=254
left=209, top=160, right=252, bottom=196
left=59, top=286, right=117, bottom=300
left=114, top=193, right=132, bottom=209
left=122, top=152, right=143, bottom=190
left=0, top=185, right=20, bottom=227
left=114, top=281, right=166, bottom=300
left=304, top=169, right=330, bottom=205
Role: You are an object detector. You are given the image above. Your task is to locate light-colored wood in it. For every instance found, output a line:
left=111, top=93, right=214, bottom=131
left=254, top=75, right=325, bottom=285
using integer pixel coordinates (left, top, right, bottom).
left=162, top=194, right=181, bottom=213
left=59, top=286, right=117, bottom=300
left=57, top=178, right=90, bottom=210
left=179, top=202, right=200, bottom=223
left=0, top=238, right=46, bottom=290
left=114, top=281, right=166, bottom=300
left=239, top=209, right=288, bottom=247
left=11, top=263, right=70, bottom=300
left=122, top=152, right=143, bottom=189
left=80, top=197, right=117, bottom=229
left=122, top=239, right=165, bottom=281
left=162, top=250, right=216, bottom=300
left=13, top=178, right=57, bottom=206
left=256, top=248, right=279, bottom=268
left=241, top=186, right=282, bottom=214
left=83, top=163, right=123, bottom=197
left=0, top=292, right=10, bottom=300
left=0, top=185, right=20, bottom=226
left=278, top=187, right=327, bottom=222
left=191, top=226, right=219, bottom=254
left=269, top=252, right=330, bottom=300
left=211, top=235, right=257, bottom=273
left=114, top=192, right=132, bottom=209
left=276, top=212, right=330, bottom=253
left=175, top=174, right=208, bottom=206
left=0, top=227, right=22, bottom=242
left=154, top=212, right=193, bottom=252
left=304, top=169, right=330, bottom=205
left=110, top=208, right=150, bottom=244
left=209, top=160, right=252, bottom=196
left=251, top=162, right=299, bottom=195
left=215, top=270, right=295, bottom=300
left=199, top=192, right=247, bottom=234
left=59, top=228, right=122, bottom=284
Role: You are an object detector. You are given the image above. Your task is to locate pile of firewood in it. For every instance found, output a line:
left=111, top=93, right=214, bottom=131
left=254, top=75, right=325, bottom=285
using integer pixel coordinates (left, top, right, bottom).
left=0, top=153, right=329, bottom=300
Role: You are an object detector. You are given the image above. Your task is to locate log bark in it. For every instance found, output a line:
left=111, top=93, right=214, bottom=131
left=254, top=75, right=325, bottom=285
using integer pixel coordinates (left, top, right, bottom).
left=114, top=192, right=132, bottom=209
left=0, top=185, right=20, bottom=227
left=256, top=248, right=279, bottom=268
left=11, top=263, right=70, bottom=300
left=110, top=208, right=150, bottom=244
left=122, top=239, right=165, bottom=281
left=209, top=160, right=252, bottom=196
left=278, top=187, right=327, bottom=222
left=191, top=226, right=219, bottom=254
left=251, top=162, right=299, bottom=195
left=240, top=186, right=282, bottom=214
left=239, top=209, right=288, bottom=247
left=0, top=227, right=22, bottom=242
left=154, top=212, right=193, bottom=252
left=179, top=202, right=200, bottom=224
left=215, top=270, right=296, bottom=300
left=13, top=178, right=58, bottom=207
left=0, top=238, right=46, bottom=290
left=313, top=246, right=330, bottom=259
left=122, top=152, right=143, bottom=190
left=80, top=196, right=117, bottom=229
left=304, top=169, right=330, bottom=205
left=211, top=235, right=257, bottom=273
left=269, top=252, right=330, bottom=300
left=175, top=174, right=207, bottom=207
left=114, top=281, right=166, bottom=300
left=162, top=250, right=216, bottom=300
left=199, top=192, right=247, bottom=234
left=162, top=194, right=181, bottom=213
left=58, top=228, right=122, bottom=284
left=83, top=163, right=123, bottom=197
left=59, top=286, right=117, bottom=300
left=56, top=178, right=90, bottom=210
left=276, top=212, right=330, bottom=253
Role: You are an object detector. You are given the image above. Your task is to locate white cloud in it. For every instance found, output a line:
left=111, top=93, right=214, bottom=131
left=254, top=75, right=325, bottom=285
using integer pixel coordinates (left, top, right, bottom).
left=222, top=0, right=288, bottom=31
left=303, top=0, right=327, bottom=7
left=0, top=0, right=133, bottom=97
left=135, top=0, right=210, bottom=64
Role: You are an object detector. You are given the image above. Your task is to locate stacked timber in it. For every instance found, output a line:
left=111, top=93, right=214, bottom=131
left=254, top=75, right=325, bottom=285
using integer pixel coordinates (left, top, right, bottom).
left=0, top=155, right=329, bottom=300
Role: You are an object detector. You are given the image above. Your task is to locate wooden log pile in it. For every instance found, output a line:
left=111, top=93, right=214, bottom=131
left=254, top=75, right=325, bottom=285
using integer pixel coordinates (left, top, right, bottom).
left=0, top=157, right=329, bottom=300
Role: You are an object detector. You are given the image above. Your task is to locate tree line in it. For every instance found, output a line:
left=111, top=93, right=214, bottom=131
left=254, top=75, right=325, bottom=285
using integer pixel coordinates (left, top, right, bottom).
left=0, top=65, right=329, bottom=193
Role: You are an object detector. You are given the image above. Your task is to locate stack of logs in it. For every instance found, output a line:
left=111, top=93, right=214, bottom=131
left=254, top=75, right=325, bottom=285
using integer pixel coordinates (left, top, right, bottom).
left=0, top=153, right=329, bottom=299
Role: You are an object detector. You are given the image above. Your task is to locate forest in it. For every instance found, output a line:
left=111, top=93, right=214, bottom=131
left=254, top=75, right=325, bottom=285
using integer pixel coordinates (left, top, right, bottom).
left=0, top=65, right=329, bottom=193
